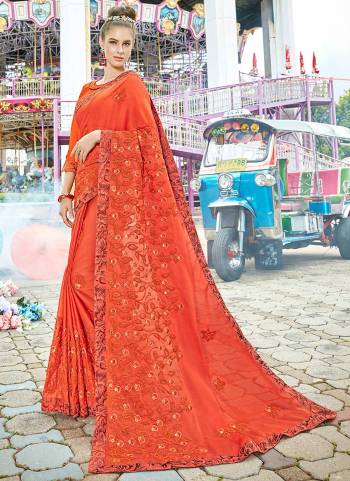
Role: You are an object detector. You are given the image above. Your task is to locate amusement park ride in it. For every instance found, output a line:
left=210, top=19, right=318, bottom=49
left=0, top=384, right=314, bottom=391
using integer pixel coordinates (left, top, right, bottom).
left=0, top=0, right=349, bottom=280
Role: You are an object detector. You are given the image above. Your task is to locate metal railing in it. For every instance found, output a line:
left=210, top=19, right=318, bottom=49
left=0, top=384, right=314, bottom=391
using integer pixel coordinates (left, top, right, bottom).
left=153, top=76, right=331, bottom=118
left=277, top=141, right=348, bottom=172
left=160, top=113, right=206, bottom=152
left=0, top=77, right=60, bottom=98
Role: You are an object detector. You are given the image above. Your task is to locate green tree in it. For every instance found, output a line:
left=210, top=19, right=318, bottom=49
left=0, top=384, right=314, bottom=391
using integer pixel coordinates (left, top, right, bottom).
left=336, top=88, right=350, bottom=158
left=312, top=90, right=350, bottom=159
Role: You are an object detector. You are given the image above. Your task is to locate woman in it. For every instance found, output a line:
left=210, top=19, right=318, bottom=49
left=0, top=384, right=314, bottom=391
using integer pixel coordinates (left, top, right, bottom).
left=41, top=5, right=336, bottom=475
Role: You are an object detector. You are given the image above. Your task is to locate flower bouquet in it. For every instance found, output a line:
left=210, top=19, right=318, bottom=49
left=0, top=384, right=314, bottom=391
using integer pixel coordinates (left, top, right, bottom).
left=0, top=280, right=46, bottom=331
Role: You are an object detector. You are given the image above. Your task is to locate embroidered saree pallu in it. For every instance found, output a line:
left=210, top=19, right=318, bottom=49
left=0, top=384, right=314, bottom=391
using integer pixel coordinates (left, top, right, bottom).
left=41, top=71, right=336, bottom=474
left=89, top=124, right=336, bottom=473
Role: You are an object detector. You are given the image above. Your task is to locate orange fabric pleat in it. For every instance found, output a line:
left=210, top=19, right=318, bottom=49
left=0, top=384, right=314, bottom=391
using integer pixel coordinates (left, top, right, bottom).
left=42, top=197, right=97, bottom=416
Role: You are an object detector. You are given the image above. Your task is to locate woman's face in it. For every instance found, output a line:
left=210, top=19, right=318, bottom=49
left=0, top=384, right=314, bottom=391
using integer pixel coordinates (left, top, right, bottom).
left=100, top=25, right=134, bottom=68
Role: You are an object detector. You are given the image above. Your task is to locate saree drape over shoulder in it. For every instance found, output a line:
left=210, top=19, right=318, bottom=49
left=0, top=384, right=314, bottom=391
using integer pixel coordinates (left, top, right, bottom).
left=41, top=71, right=336, bottom=474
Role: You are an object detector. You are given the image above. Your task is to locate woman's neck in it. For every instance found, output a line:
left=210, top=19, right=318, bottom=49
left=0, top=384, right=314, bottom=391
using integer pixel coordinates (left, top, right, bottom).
left=100, top=67, right=126, bottom=83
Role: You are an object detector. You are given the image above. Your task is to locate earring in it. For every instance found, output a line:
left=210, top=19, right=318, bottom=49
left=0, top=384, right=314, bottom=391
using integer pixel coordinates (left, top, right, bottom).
left=99, top=48, right=106, bottom=67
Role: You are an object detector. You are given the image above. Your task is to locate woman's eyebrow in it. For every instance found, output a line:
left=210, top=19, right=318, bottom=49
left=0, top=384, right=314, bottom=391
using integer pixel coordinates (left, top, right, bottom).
left=108, top=37, right=130, bottom=41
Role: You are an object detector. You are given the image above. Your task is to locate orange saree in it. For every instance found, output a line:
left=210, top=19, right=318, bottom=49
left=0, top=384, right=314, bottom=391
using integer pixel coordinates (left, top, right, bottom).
left=42, top=71, right=336, bottom=474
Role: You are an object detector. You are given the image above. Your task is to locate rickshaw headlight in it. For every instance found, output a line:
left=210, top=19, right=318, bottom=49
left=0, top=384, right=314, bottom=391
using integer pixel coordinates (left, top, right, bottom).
left=254, top=173, right=276, bottom=187
left=190, top=177, right=202, bottom=192
left=218, top=174, right=234, bottom=190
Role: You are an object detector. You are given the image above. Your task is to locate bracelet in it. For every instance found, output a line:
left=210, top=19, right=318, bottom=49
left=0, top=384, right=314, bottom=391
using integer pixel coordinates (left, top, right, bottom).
left=58, top=194, right=74, bottom=203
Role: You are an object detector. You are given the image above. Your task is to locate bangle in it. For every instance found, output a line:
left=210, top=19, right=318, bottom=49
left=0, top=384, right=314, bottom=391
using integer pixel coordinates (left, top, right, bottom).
left=58, top=194, right=74, bottom=203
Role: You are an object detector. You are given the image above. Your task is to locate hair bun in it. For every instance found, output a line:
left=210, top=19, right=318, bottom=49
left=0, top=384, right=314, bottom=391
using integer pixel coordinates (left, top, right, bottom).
left=107, top=6, right=137, bottom=22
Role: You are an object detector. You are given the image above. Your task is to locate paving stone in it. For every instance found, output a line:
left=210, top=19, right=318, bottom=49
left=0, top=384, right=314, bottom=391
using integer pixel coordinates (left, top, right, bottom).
left=0, top=438, right=10, bottom=448
left=0, top=341, right=15, bottom=352
left=227, top=470, right=284, bottom=480
left=312, top=426, right=350, bottom=452
left=274, top=366, right=315, bottom=384
left=284, top=332, right=320, bottom=342
left=323, top=326, right=350, bottom=337
left=323, top=389, right=350, bottom=406
left=1, top=402, right=42, bottom=417
left=178, top=467, right=220, bottom=481
left=21, top=353, right=40, bottom=364
left=0, top=371, right=32, bottom=385
left=256, top=448, right=296, bottom=469
left=330, top=311, right=350, bottom=321
left=275, top=433, right=333, bottom=461
left=303, top=393, right=344, bottom=411
left=84, top=476, right=120, bottom=481
left=258, top=321, right=291, bottom=331
left=272, top=349, right=311, bottom=363
left=330, top=408, right=350, bottom=426
left=278, top=374, right=300, bottom=387
left=0, top=477, right=21, bottom=481
left=15, top=442, right=73, bottom=470
left=10, top=429, right=64, bottom=448
left=0, top=449, right=24, bottom=476
left=119, top=471, right=183, bottom=481
left=295, top=317, right=327, bottom=327
left=330, top=470, right=350, bottom=481
left=21, top=463, right=84, bottom=481
left=0, top=381, right=36, bottom=395
left=340, top=420, right=350, bottom=436
left=61, top=427, right=85, bottom=439
left=0, top=364, right=27, bottom=373
left=306, top=366, right=349, bottom=380
left=29, top=337, right=52, bottom=348
left=248, top=336, right=280, bottom=349
left=54, top=413, right=85, bottom=429
left=205, top=455, right=263, bottom=480
left=82, top=423, right=95, bottom=436
left=0, top=354, right=23, bottom=366
left=66, top=436, right=92, bottom=463
left=277, top=465, right=314, bottom=480
left=295, top=384, right=320, bottom=394
left=14, top=340, right=31, bottom=349
left=313, top=382, right=334, bottom=392
left=0, top=389, right=41, bottom=408
left=27, top=367, right=46, bottom=382
left=316, top=343, right=350, bottom=356
left=0, top=418, right=11, bottom=438
left=299, top=452, right=350, bottom=480
left=328, top=379, right=350, bottom=390
left=5, top=412, right=56, bottom=435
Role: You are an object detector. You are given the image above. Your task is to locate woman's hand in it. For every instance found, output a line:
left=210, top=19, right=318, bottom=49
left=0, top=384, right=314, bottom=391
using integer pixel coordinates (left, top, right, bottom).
left=71, top=130, right=101, bottom=164
left=59, top=197, right=75, bottom=228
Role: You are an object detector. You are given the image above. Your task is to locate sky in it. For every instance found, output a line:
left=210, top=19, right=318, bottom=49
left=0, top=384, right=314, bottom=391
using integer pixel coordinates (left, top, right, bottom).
left=240, top=0, right=350, bottom=99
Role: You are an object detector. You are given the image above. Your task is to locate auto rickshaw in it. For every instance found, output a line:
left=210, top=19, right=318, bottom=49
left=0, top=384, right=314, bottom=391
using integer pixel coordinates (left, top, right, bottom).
left=191, top=114, right=350, bottom=281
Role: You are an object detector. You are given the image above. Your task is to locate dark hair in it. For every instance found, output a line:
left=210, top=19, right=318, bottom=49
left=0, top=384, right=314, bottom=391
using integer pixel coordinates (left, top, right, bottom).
left=100, top=6, right=137, bottom=41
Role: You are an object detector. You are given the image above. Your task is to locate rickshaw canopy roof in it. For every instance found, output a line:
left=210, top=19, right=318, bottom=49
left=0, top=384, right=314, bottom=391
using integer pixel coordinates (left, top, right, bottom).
left=204, top=117, right=350, bottom=141
left=262, top=119, right=350, bottom=141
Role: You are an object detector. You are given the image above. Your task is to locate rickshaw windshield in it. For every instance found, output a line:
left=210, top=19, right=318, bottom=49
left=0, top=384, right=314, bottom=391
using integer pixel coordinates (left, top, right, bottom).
left=204, top=120, right=273, bottom=169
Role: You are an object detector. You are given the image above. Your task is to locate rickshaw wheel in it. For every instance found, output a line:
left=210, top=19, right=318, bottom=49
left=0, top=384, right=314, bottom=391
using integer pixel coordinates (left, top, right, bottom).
left=336, top=218, right=350, bottom=259
left=255, top=240, right=283, bottom=270
left=207, top=240, right=214, bottom=268
left=212, top=228, right=245, bottom=282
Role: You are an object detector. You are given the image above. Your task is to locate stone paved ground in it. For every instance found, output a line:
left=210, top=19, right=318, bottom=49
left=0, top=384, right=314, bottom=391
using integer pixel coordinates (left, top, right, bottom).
left=1, top=220, right=350, bottom=481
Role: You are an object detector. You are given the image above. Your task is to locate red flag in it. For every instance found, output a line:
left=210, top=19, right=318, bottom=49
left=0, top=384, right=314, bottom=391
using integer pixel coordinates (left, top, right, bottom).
left=285, top=46, right=292, bottom=71
left=249, top=52, right=259, bottom=76
left=312, top=51, right=319, bottom=74
left=300, top=51, right=305, bottom=75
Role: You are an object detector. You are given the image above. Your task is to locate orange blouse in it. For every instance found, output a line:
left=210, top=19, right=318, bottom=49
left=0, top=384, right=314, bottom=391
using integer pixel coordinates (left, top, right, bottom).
left=62, top=71, right=155, bottom=174
left=62, top=71, right=156, bottom=210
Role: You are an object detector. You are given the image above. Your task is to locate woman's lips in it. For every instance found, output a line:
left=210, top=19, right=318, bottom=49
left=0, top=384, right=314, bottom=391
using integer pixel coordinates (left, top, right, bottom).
left=114, top=57, right=124, bottom=61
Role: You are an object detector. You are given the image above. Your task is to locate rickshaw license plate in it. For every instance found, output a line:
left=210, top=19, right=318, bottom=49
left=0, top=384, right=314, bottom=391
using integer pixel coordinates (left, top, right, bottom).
left=216, top=158, right=247, bottom=173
